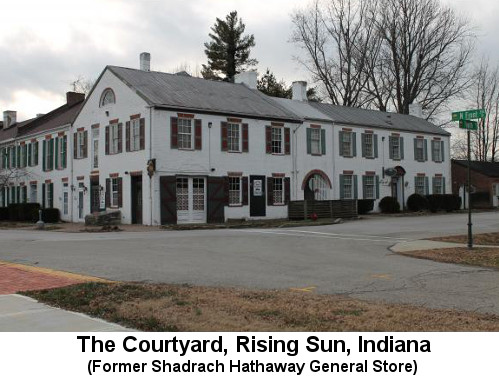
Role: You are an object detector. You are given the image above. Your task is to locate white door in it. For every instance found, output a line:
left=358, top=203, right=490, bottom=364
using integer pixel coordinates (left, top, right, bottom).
left=176, top=177, right=206, bottom=224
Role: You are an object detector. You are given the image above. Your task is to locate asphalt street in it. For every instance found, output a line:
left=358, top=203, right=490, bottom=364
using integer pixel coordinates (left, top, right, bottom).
left=1, top=212, right=499, bottom=314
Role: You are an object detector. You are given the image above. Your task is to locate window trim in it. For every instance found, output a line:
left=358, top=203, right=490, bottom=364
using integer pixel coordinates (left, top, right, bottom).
left=99, top=88, right=116, bottom=107
left=341, top=131, right=354, bottom=157
left=227, top=123, right=241, bottom=153
left=271, top=126, right=284, bottom=155
left=177, top=118, right=194, bottom=150
left=272, top=177, right=285, bottom=205
left=228, top=176, right=242, bottom=207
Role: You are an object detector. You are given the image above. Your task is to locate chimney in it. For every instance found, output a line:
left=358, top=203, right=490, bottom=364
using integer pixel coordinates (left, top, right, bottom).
left=234, top=71, right=257, bottom=89
left=292, top=81, right=308, bottom=101
left=409, top=103, right=423, bottom=118
left=66, top=92, right=85, bottom=106
left=140, top=52, right=151, bottom=72
left=3, top=111, right=16, bottom=128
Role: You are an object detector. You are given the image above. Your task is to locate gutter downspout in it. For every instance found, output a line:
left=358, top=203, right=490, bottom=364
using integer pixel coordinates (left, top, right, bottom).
left=331, top=122, right=336, bottom=199
left=149, top=106, right=153, bottom=226
left=70, top=123, right=74, bottom=222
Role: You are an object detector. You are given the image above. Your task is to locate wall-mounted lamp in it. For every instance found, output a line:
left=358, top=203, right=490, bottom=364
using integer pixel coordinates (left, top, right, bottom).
left=105, top=111, right=109, bottom=117
left=125, top=171, right=129, bottom=175
left=210, top=168, right=215, bottom=172
left=208, top=122, right=213, bottom=129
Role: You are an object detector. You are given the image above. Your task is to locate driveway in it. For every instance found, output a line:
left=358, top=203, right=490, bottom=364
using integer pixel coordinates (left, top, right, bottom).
left=1, top=212, right=499, bottom=314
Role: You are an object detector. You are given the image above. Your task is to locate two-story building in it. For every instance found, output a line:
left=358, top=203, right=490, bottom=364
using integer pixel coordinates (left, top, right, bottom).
left=0, top=52, right=451, bottom=225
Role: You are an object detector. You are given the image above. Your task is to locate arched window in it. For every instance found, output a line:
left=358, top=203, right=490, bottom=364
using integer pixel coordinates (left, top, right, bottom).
left=100, top=88, right=115, bottom=107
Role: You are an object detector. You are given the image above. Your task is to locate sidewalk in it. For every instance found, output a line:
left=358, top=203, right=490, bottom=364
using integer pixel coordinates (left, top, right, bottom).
left=0, top=260, right=131, bottom=332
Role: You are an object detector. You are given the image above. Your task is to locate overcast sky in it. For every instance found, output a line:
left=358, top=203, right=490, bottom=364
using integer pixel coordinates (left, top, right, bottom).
left=2, top=0, right=499, bottom=121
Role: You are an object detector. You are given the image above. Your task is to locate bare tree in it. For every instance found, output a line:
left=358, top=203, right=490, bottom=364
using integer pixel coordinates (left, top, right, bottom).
left=372, top=0, right=475, bottom=119
left=291, top=0, right=378, bottom=107
left=0, top=167, right=31, bottom=190
left=467, top=58, right=499, bottom=161
left=291, top=0, right=475, bottom=119
left=69, top=76, right=94, bottom=95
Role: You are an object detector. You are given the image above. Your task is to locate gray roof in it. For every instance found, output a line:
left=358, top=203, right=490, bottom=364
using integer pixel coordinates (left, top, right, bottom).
left=108, top=66, right=299, bottom=122
left=310, top=102, right=450, bottom=136
left=270, top=97, right=331, bottom=122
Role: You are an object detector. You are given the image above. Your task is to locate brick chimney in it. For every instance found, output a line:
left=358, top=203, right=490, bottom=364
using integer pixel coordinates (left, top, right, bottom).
left=235, top=71, right=258, bottom=89
left=66, top=92, right=85, bottom=106
left=3, top=111, right=16, bottom=128
left=292, top=81, right=308, bottom=101
left=140, top=52, right=151, bottom=72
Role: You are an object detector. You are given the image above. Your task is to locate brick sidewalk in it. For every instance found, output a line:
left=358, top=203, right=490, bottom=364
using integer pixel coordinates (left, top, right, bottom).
left=0, top=261, right=107, bottom=294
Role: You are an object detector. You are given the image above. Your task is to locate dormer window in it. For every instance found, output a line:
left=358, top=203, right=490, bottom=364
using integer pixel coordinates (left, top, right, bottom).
left=100, top=88, right=116, bottom=107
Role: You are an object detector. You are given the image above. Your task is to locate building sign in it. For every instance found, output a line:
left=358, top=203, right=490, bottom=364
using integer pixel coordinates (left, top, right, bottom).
left=253, top=180, right=263, bottom=196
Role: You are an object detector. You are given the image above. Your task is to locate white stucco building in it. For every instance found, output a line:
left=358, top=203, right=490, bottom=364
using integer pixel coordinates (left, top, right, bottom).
left=0, top=53, right=451, bottom=225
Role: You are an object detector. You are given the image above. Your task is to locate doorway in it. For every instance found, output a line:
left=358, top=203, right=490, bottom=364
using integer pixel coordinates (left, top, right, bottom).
left=90, top=177, right=100, bottom=213
left=131, top=175, right=143, bottom=224
left=176, top=177, right=206, bottom=224
left=249, top=175, right=266, bottom=217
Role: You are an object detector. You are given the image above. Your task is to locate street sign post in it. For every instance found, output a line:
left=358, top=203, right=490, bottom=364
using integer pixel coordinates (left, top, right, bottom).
left=452, top=109, right=485, bottom=121
left=452, top=108, right=486, bottom=250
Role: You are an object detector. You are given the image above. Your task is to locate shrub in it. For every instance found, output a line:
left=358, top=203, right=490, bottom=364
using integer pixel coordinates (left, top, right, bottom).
left=357, top=199, right=374, bottom=215
left=407, top=194, right=428, bottom=212
left=7, top=203, right=41, bottom=222
left=41, top=208, right=60, bottom=223
left=0, top=207, right=8, bottom=221
left=379, top=196, right=400, bottom=213
left=425, top=194, right=461, bottom=213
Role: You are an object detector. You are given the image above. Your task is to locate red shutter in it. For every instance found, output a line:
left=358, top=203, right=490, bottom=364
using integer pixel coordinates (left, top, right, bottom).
left=284, top=177, right=290, bottom=204
left=117, top=177, right=123, bottom=207
left=83, top=131, right=88, bottom=158
left=105, top=178, right=110, bottom=208
left=284, top=127, right=291, bottom=155
left=195, top=119, right=202, bottom=150
left=126, top=121, right=131, bottom=152
left=73, top=132, right=77, bottom=159
left=139, top=118, right=145, bottom=150
left=242, top=176, right=249, bottom=205
left=221, top=122, right=228, bottom=151
left=266, top=126, right=272, bottom=154
left=105, top=126, right=110, bottom=155
left=242, top=123, right=249, bottom=152
left=118, top=123, right=123, bottom=153
left=267, top=177, right=273, bottom=206
left=171, top=117, right=178, bottom=148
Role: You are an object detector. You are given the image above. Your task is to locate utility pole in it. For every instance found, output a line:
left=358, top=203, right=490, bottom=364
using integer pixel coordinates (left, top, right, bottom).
left=467, top=127, right=472, bottom=249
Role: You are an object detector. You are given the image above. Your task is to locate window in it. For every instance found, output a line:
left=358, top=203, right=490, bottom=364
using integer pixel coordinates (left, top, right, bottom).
left=76, top=131, right=86, bottom=159
left=363, top=175, right=375, bottom=199
left=341, top=131, right=354, bottom=157
left=389, top=136, right=403, bottom=160
left=63, top=183, right=69, bottom=215
left=100, top=89, right=115, bottom=107
left=342, top=175, right=353, bottom=199
left=10, top=146, right=16, bottom=168
left=30, top=142, right=39, bottom=166
left=310, top=128, right=321, bottom=155
left=433, top=177, right=444, bottom=194
left=271, top=127, right=283, bottom=154
left=362, top=133, right=375, bottom=158
left=56, top=137, right=66, bottom=170
left=227, top=123, right=240, bottom=152
left=414, top=139, right=425, bottom=161
left=308, top=174, right=329, bottom=200
left=432, top=140, right=443, bottom=162
left=111, top=178, right=119, bottom=207
left=273, top=177, right=284, bottom=205
left=19, top=145, right=26, bottom=168
left=44, top=139, right=54, bottom=171
left=92, top=128, right=99, bottom=168
left=130, top=118, right=141, bottom=151
left=178, top=118, right=193, bottom=149
left=30, top=184, right=37, bottom=203
left=46, top=183, right=53, bottom=208
left=110, top=123, right=119, bottom=154
left=229, top=177, right=242, bottom=206
left=415, top=176, right=427, bottom=195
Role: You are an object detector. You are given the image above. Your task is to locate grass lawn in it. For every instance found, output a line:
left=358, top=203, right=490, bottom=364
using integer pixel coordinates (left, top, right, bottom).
left=431, top=232, right=499, bottom=246
left=23, top=282, right=499, bottom=332
left=398, top=247, right=499, bottom=269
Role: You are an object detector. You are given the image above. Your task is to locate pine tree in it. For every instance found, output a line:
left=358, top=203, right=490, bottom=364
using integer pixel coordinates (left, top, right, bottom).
left=202, top=11, right=258, bottom=82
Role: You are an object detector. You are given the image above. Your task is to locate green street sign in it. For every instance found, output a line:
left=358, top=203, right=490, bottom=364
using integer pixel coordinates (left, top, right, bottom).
left=452, top=109, right=486, bottom=121
left=459, top=120, right=478, bottom=130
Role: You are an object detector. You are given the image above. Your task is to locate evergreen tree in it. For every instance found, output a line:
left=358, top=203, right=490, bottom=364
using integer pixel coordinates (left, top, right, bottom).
left=202, top=11, right=257, bottom=81
left=257, top=69, right=323, bottom=102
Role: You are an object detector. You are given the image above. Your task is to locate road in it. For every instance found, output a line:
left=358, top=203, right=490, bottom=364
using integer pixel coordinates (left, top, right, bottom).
left=1, top=212, right=499, bottom=314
